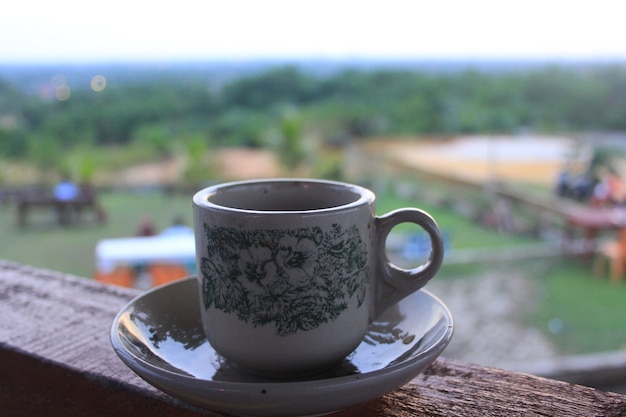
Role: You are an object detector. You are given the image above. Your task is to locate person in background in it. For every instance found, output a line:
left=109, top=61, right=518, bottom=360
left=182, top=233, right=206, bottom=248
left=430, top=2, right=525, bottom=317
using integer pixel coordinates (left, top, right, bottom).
left=136, top=215, right=157, bottom=237
left=53, top=173, right=79, bottom=201
left=592, top=167, right=626, bottom=207
left=160, top=215, right=193, bottom=236
left=52, top=173, right=80, bottom=224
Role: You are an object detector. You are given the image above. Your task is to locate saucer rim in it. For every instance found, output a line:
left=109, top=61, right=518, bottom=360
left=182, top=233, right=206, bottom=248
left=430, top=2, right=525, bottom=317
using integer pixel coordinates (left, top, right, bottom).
left=111, top=277, right=452, bottom=387
left=110, top=277, right=454, bottom=413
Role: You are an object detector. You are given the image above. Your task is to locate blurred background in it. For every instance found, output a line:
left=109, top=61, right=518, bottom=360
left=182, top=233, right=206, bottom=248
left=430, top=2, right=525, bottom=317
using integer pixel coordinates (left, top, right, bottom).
left=2, top=0, right=626, bottom=392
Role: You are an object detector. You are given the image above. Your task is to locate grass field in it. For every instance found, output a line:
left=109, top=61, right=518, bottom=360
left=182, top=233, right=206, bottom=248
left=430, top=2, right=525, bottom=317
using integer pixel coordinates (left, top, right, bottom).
left=377, top=187, right=626, bottom=355
left=0, top=190, right=193, bottom=278
left=528, top=258, right=626, bottom=355
left=1, top=186, right=625, bottom=356
left=0, top=186, right=534, bottom=279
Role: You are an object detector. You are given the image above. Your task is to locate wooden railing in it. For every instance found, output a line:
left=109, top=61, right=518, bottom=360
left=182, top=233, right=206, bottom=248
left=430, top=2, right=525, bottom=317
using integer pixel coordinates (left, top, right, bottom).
left=1, top=259, right=625, bottom=416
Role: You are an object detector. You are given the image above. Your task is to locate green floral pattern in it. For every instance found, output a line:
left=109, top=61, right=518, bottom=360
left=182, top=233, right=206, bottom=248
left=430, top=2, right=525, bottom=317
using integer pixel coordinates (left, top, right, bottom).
left=200, top=223, right=368, bottom=336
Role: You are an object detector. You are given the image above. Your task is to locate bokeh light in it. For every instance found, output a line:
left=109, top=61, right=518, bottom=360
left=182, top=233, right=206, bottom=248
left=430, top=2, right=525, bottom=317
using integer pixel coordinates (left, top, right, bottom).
left=91, top=75, right=106, bottom=92
left=50, top=73, right=71, bottom=101
left=55, top=84, right=71, bottom=101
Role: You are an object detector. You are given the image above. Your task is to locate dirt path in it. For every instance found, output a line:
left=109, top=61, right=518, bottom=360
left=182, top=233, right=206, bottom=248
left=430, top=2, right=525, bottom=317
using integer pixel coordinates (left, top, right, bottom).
left=382, top=135, right=578, bottom=186
left=30, top=135, right=576, bottom=188
left=109, top=148, right=281, bottom=187
left=428, top=272, right=558, bottom=370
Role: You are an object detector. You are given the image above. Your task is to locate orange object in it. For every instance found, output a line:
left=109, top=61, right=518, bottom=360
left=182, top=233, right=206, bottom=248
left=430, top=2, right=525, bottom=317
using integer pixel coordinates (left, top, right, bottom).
left=593, top=227, right=626, bottom=283
left=149, top=264, right=188, bottom=287
left=94, top=267, right=134, bottom=288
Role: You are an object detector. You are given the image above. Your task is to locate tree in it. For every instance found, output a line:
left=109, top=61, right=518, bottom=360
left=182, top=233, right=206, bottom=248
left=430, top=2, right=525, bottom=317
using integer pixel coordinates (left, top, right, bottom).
left=269, top=110, right=308, bottom=174
left=182, top=136, right=214, bottom=187
left=221, top=66, right=319, bottom=110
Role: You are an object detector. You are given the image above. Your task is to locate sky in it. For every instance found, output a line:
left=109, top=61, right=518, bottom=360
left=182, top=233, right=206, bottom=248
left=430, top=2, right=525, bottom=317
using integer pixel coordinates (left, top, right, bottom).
left=1, top=0, right=626, bottom=64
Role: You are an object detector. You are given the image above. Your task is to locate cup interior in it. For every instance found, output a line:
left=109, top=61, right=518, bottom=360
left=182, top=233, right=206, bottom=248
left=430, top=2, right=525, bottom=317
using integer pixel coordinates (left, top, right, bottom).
left=204, top=180, right=369, bottom=212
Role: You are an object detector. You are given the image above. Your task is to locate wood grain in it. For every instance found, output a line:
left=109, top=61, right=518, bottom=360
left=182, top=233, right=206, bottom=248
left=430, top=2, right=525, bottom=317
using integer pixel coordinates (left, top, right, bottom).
left=1, top=260, right=625, bottom=416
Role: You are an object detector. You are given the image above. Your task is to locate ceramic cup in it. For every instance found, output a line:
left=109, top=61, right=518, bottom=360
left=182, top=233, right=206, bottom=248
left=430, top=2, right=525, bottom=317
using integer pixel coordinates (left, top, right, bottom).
left=193, top=178, right=444, bottom=377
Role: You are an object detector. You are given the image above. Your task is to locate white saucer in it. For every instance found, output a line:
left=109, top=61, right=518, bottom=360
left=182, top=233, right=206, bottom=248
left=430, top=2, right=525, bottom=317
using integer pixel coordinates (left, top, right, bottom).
left=110, top=277, right=454, bottom=417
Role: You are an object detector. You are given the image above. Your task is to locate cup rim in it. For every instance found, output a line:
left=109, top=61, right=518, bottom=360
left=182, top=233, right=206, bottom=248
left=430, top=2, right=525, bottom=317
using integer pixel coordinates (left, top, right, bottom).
left=193, top=178, right=374, bottom=215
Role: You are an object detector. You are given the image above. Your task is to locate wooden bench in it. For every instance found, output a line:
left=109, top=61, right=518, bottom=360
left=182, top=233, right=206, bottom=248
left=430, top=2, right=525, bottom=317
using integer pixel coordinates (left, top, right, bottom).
left=16, top=193, right=106, bottom=227
left=1, top=259, right=625, bottom=416
left=0, top=187, right=40, bottom=206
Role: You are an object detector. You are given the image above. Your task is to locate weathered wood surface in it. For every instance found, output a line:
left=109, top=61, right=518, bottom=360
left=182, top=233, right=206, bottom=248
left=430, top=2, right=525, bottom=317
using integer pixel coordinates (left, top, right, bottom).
left=1, top=259, right=626, bottom=417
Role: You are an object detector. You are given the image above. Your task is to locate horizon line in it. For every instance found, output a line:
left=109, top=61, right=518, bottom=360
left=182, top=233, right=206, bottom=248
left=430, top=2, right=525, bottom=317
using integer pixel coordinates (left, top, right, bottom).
left=2, top=55, right=626, bottom=67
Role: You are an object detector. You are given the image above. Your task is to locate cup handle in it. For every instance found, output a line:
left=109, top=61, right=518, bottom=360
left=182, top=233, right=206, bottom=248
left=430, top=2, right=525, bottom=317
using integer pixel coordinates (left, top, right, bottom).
left=373, top=208, right=444, bottom=317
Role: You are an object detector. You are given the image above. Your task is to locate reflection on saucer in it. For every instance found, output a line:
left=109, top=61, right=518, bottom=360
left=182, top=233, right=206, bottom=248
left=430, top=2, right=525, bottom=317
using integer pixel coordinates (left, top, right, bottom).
left=111, top=277, right=453, bottom=417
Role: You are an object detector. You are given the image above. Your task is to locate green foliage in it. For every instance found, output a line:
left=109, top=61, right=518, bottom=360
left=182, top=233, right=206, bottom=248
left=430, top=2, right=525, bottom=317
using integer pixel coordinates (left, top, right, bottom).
left=221, top=66, right=319, bottom=109
left=211, top=109, right=270, bottom=147
left=0, top=128, right=28, bottom=157
left=588, top=144, right=626, bottom=178
left=132, top=124, right=174, bottom=157
left=26, top=134, right=62, bottom=176
left=62, top=141, right=163, bottom=173
left=310, top=149, right=344, bottom=180
left=375, top=189, right=537, bottom=249
left=307, top=100, right=386, bottom=140
left=3, top=63, right=626, bottom=163
left=268, top=110, right=308, bottom=173
left=62, top=145, right=99, bottom=183
left=182, top=135, right=214, bottom=186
